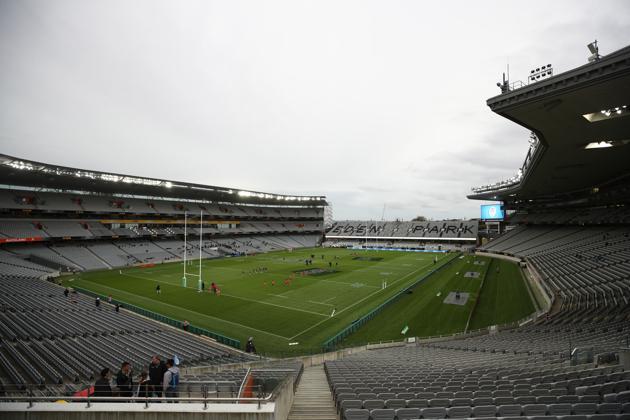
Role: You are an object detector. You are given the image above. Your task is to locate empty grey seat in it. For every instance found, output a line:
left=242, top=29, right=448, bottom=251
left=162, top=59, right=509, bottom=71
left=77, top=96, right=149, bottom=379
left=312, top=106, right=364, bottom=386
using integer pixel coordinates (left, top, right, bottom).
left=397, top=392, right=415, bottom=400
left=549, top=403, right=573, bottom=415
left=395, top=407, right=421, bottom=420
left=573, top=403, right=598, bottom=415
left=474, top=391, right=493, bottom=398
left=363, top=399, right=384, bottom=410
left=472, top=405, right=497, bottom=417
left=454, top=391, right=473, bottom=399
left=498, top=404, right=523, bottom=417
left=384, top=399, right=405, bottom=409
left=581, top=395, right=602, bottom=404
left=597, top=403, right=622, bottom=414
left=337, top=393, right=358, bottom=406
left=586, top=415, right=617, bottom=420
left=524, top=404, right=548, bottom=416
left=369, top=408, right=395, bottom=420
left=378, top=393, right=396, bottom=401
left=344, top=408, right=370, bottom=420
left=517, top=396, right=537, bottom=405
left=446, top=406, right=472, bottom=418
left=559, top=396, right=580, bottom=404
left=341, top=400, right=363, bottom=413
left=557, top=416, right=587, bottom=420
left=496, top=397, right=516, bottom=405
left=358, top=393, right=377, bottom=401
left=474, top=397, right=494, bottom=406
left=407, top=399, right=428, bottom=408
left=602, top=394, right=617, bottom=403
left=538, top=396, right=558, bottom=404
left=420, top=407, right=447, bottom=419
left=429, top=398, right=450, bottom=407
left=619, top=392, right=630, bottom=404
left=451, top=398, right=472, bottom=407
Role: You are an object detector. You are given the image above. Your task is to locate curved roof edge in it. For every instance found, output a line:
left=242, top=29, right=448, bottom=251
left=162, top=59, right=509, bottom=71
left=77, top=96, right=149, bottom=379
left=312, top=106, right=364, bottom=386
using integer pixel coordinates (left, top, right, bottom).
left=0, top=154, right=327, bottom=206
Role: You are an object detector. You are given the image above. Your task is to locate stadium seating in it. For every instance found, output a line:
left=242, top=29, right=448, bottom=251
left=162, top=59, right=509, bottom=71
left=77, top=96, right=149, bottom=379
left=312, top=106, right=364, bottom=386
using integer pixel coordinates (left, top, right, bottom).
left=481, top=226, right=630, bottom=308
left=327, top=345, right=630, bottom=420
left=0, top=273, right=258, bottom=394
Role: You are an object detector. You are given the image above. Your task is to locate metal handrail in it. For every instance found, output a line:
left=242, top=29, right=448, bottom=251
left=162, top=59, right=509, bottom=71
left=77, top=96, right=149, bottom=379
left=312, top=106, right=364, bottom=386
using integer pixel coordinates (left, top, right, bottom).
left=237, top=367, right=251, bottom=398
left=0, top=389, right=271, bottom=410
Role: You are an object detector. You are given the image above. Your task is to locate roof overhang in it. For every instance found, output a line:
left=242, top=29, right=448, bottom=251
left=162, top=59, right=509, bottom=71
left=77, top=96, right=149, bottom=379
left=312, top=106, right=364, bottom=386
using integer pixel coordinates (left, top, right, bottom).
left=468, top=44, right=630, bottom=207
left=0, top=154, right=327, bottom=206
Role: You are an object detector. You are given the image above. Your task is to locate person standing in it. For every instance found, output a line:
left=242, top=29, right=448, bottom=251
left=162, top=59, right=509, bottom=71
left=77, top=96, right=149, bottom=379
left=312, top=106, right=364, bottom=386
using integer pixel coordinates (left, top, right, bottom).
left=93, top=368, right=113, bottom=398
left=148, top=355, right=167, bottom=397
left=162, top=359, right=180, bottom=400
left=95, top=297, right=100, bottom=308
left=64, top=288, right=69, bottom=298
left=156, top=284, right=161, bottom=294
left=245, top=337, right=257, bottom=354
left=116, top=361, right=133, bottom=398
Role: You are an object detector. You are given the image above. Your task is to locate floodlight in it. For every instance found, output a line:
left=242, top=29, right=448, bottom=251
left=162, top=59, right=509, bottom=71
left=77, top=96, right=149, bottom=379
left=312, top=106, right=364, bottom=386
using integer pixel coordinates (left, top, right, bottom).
left=587, top=41, right=598, bottom=55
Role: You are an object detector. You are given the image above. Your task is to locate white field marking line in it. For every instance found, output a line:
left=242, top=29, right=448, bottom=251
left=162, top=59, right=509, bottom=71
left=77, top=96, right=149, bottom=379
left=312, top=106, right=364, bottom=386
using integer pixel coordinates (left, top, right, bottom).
left=288, top=261, right=434, bottom=340
left=219, top=292, right=328, bottom=317
left=268, top=294, right=289, bottom=299
left=75, top=280, right=291, bottom=340
left=308, top=300, right=335, bottom=307
left=316, top=279, right=380, bottom=289
left=322, top=296, right=336, bottom=303
left=120, top=272, right=327, bottom=317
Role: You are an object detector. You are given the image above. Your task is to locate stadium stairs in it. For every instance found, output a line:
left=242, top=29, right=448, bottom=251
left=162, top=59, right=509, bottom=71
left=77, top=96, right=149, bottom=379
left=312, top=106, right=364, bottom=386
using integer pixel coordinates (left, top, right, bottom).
left=288, top=365, right=337, bottom=420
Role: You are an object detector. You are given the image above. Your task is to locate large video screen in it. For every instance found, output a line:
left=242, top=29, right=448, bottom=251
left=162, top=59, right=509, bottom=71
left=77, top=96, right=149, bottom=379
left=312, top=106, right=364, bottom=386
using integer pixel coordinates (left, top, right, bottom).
left=481, top=204, right=504, bottom=221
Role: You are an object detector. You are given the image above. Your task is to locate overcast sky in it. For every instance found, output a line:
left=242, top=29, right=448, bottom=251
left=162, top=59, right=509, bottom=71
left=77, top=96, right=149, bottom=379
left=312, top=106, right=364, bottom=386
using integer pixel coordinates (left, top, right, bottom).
left=1, top=1, right=628, bottom=220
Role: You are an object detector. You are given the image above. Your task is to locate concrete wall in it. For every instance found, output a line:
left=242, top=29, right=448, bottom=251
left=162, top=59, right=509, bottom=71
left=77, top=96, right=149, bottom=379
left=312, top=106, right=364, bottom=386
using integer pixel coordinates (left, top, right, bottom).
left=0, top=402, right=275, bottom=420
left=272, top=375, right=295, bottom=420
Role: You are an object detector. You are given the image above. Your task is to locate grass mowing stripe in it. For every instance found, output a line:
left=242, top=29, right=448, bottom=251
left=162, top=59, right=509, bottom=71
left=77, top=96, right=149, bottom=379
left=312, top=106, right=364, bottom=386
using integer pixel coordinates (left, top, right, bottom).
left=288, top=261, right=434, bottom=341
left=76, top=278, right=292, bottom=340
left=121, top=271, right=329, bottom=317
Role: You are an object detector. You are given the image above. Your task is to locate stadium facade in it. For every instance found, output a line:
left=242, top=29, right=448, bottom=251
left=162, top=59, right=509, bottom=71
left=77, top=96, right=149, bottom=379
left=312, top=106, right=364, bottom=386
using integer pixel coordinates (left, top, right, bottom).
left=0, top=154, right=326, bottom=275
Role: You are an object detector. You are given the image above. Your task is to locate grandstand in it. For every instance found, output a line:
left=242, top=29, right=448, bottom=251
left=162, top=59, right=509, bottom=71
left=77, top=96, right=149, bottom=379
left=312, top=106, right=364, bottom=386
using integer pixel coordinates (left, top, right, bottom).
left=1, top=44, right=630, bottom=420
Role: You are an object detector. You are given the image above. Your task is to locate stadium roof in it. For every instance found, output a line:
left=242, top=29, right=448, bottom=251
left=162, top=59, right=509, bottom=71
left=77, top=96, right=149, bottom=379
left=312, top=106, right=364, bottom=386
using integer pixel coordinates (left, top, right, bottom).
left=0, top=154, right=327, bottom=206
left=469, top=44, right=630, bottom=208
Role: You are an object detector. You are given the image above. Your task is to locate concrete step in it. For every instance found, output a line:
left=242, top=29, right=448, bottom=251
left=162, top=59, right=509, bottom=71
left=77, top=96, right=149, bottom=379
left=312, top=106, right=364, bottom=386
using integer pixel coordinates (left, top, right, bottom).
left=287, top=364, right=338, bottom=420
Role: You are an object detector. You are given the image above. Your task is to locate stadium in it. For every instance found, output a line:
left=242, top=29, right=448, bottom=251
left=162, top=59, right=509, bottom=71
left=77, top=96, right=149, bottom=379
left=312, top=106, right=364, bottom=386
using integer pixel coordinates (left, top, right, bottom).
left=1, top=3, right=630, bottom=420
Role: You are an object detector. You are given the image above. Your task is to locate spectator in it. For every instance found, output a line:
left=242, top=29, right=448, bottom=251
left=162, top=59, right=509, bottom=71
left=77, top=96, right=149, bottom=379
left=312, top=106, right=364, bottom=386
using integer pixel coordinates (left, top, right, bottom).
left=93, top=368, right=113, bottom=398
left=107, top=294, right=112, bottom=304
left=115, top=303, right=120, bottom=313
left=163, top=359, right=180, bottom=400
left=136, top=371, right=150, bottom=398
left=116, top=362, right=133, bottom=398
left=63, top=288, right=69, bottom=298
left=182, top=320, right=189, bottom=331
left=95, top=297, right=100, bottom=308
left=148, top=355, right=167, bottom=397
left=245, top=337, right=257, bottom=354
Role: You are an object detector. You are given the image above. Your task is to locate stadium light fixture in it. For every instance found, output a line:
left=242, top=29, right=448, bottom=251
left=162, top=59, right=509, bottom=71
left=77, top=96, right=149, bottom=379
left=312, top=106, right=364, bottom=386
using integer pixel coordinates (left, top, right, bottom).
left=584, top=141, right=613, bottom=149
left=529, top=64, right=553, bottom=83
left=164, top=181, right=172, bottom=188
left=582, top=105, right=628, bottom=122
left=587, top=40, right=600, bottom=62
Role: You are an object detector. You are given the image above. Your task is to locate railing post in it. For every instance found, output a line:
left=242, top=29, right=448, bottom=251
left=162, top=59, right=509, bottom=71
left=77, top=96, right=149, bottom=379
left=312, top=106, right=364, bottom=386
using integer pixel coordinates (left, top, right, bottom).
left=28, top=386, right=33, bottom=409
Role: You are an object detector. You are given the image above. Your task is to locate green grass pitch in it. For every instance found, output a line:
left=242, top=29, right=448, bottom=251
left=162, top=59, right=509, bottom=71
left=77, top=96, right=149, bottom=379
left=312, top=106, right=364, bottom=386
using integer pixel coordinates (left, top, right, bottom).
left=63, top=248, right=534, bottom=356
